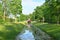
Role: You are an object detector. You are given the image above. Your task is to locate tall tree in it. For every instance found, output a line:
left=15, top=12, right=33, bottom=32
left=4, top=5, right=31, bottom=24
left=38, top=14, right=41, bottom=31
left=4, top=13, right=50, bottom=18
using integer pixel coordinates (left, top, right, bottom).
left=2, top=0, right=8, bottom=21
left=31, top=0, right=60, bottom=24
left=1, top=0, right=22, bottom=22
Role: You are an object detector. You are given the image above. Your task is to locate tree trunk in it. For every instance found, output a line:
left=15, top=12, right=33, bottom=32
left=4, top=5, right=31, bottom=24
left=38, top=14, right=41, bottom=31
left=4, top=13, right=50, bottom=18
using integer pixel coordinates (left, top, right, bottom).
left=2, top=0, right=7, bottom=22
left=42, top=17, right=45, bottom=23
left=57, top=16, right=59, bottom=24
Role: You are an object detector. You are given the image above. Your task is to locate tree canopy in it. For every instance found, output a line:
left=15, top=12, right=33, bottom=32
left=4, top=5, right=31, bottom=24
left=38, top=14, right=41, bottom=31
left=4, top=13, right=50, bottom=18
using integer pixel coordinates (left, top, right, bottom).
left=0, top=0, right=22, bottom=23
left=30, top=0, right=60, bottom=24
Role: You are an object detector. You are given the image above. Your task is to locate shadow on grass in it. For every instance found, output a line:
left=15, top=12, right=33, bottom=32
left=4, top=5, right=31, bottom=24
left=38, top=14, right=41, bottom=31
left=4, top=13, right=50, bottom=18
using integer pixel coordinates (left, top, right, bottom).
left=34, top=23, right=60, bottom=40
left=0, top=23, right=26, bottom=40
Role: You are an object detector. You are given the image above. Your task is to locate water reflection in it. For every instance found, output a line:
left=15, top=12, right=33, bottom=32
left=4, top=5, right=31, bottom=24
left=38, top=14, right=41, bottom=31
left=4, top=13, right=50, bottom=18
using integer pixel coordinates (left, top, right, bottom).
left=17, top=30, right=35, bottom=40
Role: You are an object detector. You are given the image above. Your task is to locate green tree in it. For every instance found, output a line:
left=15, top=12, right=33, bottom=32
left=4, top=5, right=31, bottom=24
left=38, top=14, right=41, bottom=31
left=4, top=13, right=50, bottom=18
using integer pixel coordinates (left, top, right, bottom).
left=1, top=0, right=22, bottom=22
left=31, top=0, right=60, bottom=24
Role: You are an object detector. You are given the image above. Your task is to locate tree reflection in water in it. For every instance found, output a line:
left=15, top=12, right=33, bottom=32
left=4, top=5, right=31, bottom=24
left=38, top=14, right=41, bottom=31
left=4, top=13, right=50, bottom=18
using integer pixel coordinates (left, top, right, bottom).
left=16, top=30, right=35, bottom=40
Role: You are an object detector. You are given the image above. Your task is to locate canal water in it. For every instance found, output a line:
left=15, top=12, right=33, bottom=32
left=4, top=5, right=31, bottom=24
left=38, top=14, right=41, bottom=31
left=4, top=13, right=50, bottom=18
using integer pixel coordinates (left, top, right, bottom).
left=16, top=25, right=53, bottom=40
left=19, top=29, right=35, bottom=40
left=16, top=26, right=36, bottom=40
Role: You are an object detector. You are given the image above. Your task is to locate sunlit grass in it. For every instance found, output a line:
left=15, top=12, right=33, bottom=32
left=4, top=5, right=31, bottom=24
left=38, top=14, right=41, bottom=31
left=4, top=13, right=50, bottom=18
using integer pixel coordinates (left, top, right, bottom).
left=0, top=25, right=6, bottom=31
left=34, top=23, right=60, bottom=40
left=0, top=23, right=25, bottom=40
left=14, top=21, right=27, bottom=25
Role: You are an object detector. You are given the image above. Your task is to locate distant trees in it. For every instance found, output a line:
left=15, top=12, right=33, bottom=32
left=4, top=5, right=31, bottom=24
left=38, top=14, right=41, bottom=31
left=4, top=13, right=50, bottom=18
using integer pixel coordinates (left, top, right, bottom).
left=20, top=14, right=28, bottom=21
left=30, top=0, right=60, bottom=24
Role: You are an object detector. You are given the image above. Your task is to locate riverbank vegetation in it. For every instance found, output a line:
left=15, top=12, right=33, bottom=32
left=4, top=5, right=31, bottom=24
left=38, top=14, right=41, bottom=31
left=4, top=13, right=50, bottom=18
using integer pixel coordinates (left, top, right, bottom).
left=0, top=23, right=25, bottom=40
left=33, top=23, right=60, bottom=40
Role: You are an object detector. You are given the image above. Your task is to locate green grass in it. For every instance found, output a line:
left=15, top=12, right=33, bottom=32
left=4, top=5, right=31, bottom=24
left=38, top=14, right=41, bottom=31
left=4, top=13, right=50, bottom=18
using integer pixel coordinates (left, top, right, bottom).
left=33, top=23, right=60, bottom=40
left=0, top=22, right=60, bottom=40
left=0, top=23, right=25, bottom=40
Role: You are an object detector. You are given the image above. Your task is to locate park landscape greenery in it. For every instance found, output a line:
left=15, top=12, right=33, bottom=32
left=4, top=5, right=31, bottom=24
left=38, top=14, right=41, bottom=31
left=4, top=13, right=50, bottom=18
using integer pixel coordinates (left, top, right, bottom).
left=0, top=0, right=60, bottom=40
left=30, top=0, right=60, bottom=24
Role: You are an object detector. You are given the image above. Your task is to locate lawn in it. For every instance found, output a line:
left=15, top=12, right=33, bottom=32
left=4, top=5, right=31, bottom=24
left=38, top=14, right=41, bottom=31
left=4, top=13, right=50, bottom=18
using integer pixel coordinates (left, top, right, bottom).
left=0, top=22, right=60, bottom=40
left=0, top=23, right=25, bottom=40
left=33, top=23, right=60, bottom=40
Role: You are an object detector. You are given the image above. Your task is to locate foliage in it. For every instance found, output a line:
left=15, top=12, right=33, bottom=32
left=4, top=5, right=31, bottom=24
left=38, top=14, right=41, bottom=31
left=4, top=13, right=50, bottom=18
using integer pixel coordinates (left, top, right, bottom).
left=20, top=14, right=28, bottom=21
left=0, top=0, right=22, bottom=23
left=8, top=0, right=22, bottom=15
left=30, top=0, right=60, bottom=24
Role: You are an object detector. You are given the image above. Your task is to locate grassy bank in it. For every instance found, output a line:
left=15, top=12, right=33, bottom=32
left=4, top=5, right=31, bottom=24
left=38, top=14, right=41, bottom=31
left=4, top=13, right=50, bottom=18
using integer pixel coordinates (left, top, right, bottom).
left=0, top=23, right=25, bottom=40
left=33, top=23, right=60, bottom=40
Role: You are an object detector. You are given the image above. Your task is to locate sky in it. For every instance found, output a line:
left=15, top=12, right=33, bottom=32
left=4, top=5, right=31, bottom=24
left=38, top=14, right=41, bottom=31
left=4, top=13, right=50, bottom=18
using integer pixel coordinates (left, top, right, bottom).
left=22, top=0, right=45, bottom=15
